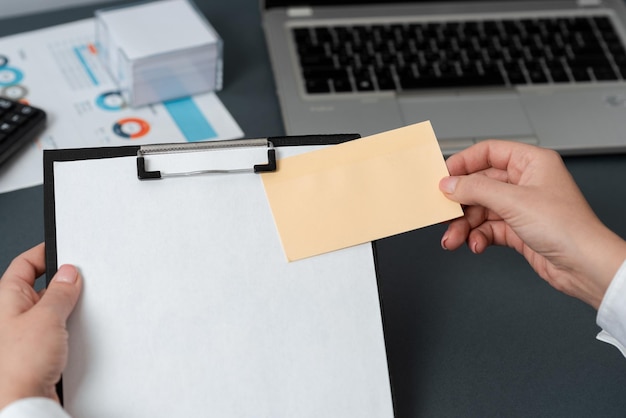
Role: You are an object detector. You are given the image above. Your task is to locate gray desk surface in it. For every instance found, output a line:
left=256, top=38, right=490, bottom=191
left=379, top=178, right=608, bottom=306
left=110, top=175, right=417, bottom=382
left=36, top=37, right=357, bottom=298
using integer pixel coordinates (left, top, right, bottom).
left=2, top=1, right=626, bottom=416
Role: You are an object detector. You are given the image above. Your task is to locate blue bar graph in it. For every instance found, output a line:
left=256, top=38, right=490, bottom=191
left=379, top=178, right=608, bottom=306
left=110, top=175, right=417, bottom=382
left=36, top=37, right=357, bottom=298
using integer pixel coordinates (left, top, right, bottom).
left=73, top=45, right=99, bottom=86
left=163, top=97, right=217, bottom=142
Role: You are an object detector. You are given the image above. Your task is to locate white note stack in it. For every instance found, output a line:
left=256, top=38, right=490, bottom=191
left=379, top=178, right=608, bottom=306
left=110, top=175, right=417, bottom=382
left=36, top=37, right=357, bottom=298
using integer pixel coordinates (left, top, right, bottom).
left=95, top=0, right=222, bottom=107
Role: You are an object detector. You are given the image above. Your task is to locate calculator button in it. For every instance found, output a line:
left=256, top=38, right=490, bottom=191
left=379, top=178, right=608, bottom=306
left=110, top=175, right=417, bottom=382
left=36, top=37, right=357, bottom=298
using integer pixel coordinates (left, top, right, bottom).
left=6, top=113, right=26, bottom=125
left=0, top=99, right=13, bottom=110
left=19, top=106, right=34, bottom=116
left=0, top=122, right=16, bottom=134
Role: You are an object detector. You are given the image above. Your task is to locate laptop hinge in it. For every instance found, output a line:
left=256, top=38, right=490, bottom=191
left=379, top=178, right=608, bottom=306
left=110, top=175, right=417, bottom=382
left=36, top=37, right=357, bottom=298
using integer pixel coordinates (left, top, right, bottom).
left=577, top=0, right=601, bottom=6
left=287, top=7, right=313, bottom=17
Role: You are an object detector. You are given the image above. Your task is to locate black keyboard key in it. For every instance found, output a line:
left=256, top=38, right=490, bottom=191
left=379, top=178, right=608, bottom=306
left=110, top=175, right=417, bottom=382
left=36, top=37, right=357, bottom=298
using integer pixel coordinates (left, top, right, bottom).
left=400, top=71, right=505, bottom=90
left=354, top=70, right=375, bottom=91
left=460, top=21, right=477, bottom=36
left=526, top=62, right=548, bottom=84
left=302, top=68, right=350, bottom=89
left=374, top=68, right=396, bottom=90
left=571, top=52, right=611, bottom=65
left=437, top=62, right=457, bottom=78
left=508, top=70, right=527, bottom=85
left=571, top=67, right=592, bottom=81
left=607, top=41, right=626, bottom=56
left=304, top=78, right=331, bottom=93
left=293, top=28, right=311, bottom=43
left=332, top=76, right=352, bottom=92
left=334, top=27, right=351, bottom=42
left=357, top=52, right=376, bottom=67
left=613, top=52, right=626, bottom=66
left=315, top=27, right=333, bottom=44
left=302, top=67, right=344, bottom=79
left=296, top=42, right=325, bottom=56
left=293, top=31, right=315, bottom=52
left=594, top=16, right=614, bottom=31
left=299, top=54, right=334, bottom=68
left=501, top=61, right=525, bottom=84
left=545, top=59, right=570, bottom=82
left=594, top=67, right=618, bottom=81
left=482, top=20, right=500, bottom=36
left=458, top=62, right=481, bottom=78
left=352, top=25, right=369, bottom=41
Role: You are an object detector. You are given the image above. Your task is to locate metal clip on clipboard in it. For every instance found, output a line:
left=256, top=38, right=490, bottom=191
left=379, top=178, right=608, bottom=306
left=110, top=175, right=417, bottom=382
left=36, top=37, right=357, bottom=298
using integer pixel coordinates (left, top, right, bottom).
left=136, top=138, right=277, bottom=180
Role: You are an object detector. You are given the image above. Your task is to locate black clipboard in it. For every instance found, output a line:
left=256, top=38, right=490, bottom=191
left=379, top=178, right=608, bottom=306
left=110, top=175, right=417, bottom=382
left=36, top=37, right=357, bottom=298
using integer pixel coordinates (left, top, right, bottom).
left=43, top=134, right=395, bottom=417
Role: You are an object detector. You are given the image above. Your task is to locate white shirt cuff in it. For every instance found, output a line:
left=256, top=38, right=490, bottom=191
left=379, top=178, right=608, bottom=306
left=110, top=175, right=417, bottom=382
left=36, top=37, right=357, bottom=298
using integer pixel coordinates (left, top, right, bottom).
left=0, top=398, right=70, bottom=418
left=597, top=259, right=626, bottom=357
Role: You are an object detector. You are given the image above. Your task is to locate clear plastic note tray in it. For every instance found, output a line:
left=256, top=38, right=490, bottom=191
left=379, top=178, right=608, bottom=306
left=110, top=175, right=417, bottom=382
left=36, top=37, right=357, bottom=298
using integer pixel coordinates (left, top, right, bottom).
left=95, top=0, right=223, bottom=107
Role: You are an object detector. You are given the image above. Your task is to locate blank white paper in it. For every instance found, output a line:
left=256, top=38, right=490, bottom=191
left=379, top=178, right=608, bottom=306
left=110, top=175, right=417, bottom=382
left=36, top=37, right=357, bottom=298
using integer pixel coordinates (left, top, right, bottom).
left=52, top=146, right=394, bottom=418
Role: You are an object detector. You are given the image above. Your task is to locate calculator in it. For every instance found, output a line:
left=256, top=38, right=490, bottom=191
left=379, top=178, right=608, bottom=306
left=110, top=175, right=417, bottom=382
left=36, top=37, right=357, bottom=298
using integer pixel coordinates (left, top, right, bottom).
left=0, top=98, right=46, bottom=167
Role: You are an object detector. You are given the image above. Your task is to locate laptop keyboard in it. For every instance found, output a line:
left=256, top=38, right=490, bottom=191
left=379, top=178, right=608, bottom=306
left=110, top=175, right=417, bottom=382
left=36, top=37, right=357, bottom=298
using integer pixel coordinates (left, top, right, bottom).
left=292, top=16, right=626, bottom=94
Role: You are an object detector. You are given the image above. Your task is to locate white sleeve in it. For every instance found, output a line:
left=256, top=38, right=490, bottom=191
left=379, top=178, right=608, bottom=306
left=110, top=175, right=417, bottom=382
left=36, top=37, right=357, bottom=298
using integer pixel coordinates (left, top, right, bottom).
left=0, top=398, right=70, bottom=418
left=597, top=259, right=626, bottom=357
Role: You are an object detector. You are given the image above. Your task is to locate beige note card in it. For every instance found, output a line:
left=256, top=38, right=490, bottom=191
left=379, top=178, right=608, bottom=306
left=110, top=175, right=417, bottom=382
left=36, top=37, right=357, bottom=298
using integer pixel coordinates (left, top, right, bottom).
left=261, top=121, right=463, bottom=261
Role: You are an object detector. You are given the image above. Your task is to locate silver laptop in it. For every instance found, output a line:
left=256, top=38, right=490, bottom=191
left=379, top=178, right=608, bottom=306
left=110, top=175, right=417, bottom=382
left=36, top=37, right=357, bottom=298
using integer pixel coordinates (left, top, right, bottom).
left=262, top=0, right=626, bottom=155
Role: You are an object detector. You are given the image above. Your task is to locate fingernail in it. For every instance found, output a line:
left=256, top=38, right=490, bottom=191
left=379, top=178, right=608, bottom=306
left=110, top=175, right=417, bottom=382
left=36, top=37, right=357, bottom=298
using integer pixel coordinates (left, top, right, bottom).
left=440, top=176, right=458, bottom=194
left=54, top=265, right=78, bottom=284
left=471, top=241, right=478, bottom=254
left=441, top=232, right=449, bottom=250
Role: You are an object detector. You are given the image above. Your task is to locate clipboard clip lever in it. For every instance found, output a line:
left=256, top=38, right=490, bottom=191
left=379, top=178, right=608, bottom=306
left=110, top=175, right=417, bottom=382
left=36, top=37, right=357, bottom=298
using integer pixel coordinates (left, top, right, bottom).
left=137, top=139, right=277, bottom=180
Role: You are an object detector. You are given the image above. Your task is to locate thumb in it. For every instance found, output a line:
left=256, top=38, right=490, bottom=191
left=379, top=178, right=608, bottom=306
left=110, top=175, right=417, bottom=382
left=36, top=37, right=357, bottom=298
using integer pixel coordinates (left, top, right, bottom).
left=439, top=174, right=519, bottom=214
left=35, top=264, right=82, bottom=323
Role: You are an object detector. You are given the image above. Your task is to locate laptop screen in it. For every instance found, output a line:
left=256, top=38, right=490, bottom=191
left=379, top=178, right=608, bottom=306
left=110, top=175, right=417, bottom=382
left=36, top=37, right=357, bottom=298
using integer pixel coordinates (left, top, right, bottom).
left=265, top=0, right=518, bottom=8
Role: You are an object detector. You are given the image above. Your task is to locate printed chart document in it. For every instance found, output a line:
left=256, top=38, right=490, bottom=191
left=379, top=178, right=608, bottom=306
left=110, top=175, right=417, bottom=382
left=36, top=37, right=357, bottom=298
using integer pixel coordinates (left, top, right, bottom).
left=47, top=143, right=394, bottom=418
left=0, top=18, right=242, bottom=194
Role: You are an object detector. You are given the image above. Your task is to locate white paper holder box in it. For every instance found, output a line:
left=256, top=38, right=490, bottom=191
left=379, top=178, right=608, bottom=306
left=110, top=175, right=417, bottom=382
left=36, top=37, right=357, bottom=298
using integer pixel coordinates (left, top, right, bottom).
left=96, top=0, right=223, bottom=107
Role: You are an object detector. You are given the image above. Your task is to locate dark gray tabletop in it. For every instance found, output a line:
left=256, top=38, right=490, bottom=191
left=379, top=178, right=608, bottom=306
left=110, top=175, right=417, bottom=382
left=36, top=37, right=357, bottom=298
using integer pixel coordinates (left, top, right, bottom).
left=2, top=1, right=626, bottom=417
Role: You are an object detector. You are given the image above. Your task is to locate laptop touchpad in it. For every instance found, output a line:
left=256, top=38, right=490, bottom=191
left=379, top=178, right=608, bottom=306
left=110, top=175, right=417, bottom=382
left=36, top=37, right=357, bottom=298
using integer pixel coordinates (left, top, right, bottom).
left=397, top=93, right=535, bottom=141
